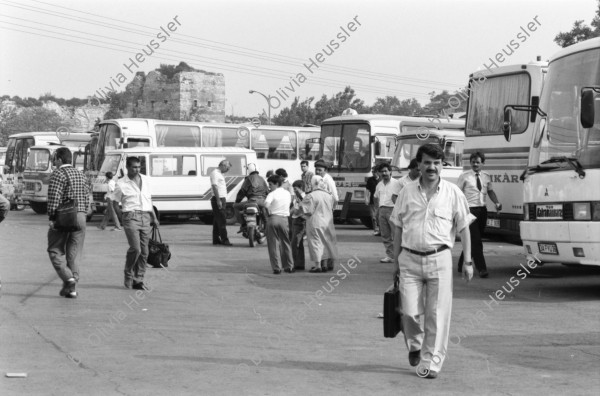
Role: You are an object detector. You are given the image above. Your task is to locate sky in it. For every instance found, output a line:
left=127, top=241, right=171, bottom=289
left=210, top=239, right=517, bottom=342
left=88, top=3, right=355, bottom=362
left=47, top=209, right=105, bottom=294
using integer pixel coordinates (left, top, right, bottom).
left=0, top=0, right=597, bottom=118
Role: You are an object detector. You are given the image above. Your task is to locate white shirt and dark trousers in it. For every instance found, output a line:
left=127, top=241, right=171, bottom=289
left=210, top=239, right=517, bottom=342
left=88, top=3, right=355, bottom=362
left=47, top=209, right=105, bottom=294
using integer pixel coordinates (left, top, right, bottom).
left=210, top=168, right=231, bottom=245
left=457, top=170, right=492, bottom=276
left=265, top=187, right=294, bottom=273
left=112, top=173, right=154, bottom=288
left=391, top=179, right=474, bottom=375
left=375, top=178, right=401, bottom=259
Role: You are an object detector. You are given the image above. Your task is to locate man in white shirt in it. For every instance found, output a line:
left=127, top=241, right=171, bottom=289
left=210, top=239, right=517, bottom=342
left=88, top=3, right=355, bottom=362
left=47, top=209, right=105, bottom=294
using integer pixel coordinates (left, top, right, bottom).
left=456, top=152, right=502, bottom=278
left=112, top=157, right=159, bottom=290
left=391, top=143, right=474, bottom=379
left=210, top=160, right=232, bottom=246
left=314, top=160, right=339, bottom=205
left=398, top=158, right=420, bottom=191
left=264, top=175, right=294, bottom=274
left=374, top=163, right=401, bottom=263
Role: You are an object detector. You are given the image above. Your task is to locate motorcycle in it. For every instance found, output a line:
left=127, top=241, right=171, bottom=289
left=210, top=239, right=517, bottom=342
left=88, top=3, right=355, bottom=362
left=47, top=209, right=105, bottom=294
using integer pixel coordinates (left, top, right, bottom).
left=241, top=202, right=266, bottom=247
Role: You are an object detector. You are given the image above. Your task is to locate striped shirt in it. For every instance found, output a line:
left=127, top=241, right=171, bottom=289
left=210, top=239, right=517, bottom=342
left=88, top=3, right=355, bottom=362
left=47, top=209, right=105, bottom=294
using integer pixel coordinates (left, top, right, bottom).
left=47, top=165, right=90, bottom=220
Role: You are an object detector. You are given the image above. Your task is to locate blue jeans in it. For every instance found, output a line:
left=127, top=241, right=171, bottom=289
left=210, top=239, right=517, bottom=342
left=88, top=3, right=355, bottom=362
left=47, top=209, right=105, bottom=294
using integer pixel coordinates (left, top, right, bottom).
left=47, top=212, right=86, bottom=283
left=122, top=211, right=152, bottom=286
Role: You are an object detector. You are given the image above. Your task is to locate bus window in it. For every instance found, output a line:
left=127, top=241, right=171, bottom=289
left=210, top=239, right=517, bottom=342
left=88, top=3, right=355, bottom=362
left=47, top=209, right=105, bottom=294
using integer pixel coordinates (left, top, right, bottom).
left=299, top=130, right=320, bottom=160
left=73, top=151, right=85, bottom=171
left=96, top=124, right=121, bottom=171
left=127, top=138, right=151, bottom=148
left=26, top=149, right=51, bottom=172
left=202, top=127, right=247, bottom=148
left=150, top=155, right=197, bottom=176
left=100, top=154, right=122, bottom=176
left=320, top=124, right=342, bottom=164
left=5, top=138, right=16, bottom=173
left=394, top=136, right=441, bottom=169
left=15, top=138, right=34, bottom=173
left=201, top=154, right=247, bottom=176
left=443, top=140, right=464, bottom=167
left=467, top=72, right=530, bottom=136
left=251, top=129, right=297, bottom=160
left=157, top=125, right=200, bottom=147
left=377, top=135, right=396, bottom=159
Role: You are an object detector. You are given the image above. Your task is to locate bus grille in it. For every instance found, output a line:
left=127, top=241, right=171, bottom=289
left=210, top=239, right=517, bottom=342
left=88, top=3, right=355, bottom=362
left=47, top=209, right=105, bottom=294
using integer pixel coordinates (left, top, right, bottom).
left=93, top=192, right=106, bottom=202
left=24, top=181, right=36, bottom=192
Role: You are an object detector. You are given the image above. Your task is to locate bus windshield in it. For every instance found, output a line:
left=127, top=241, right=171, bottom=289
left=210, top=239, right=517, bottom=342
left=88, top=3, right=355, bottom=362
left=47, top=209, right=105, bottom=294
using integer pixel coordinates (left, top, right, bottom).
left=320, top=123, right=370, bottom=171
left=25, top=149, right=51, bottom=172
left=394, top=136, right=441, bottom=169
left=100, top=154, right=122, bottom=176
left=532, top=48, right=600, bottom=168
left=467, top=72, right=530, bottom=136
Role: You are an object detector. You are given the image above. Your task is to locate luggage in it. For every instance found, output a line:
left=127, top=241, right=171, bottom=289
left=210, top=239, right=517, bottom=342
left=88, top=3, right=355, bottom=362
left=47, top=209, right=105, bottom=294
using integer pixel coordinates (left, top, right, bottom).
left=383, top=275, right=402, bottom=338
left=148, top=226, right=171, bottom=268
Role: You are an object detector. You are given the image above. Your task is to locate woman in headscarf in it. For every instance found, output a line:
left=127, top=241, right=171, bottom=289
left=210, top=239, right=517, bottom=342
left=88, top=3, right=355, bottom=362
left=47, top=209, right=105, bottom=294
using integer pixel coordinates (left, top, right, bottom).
left=299, top=175, right=338, bottom=273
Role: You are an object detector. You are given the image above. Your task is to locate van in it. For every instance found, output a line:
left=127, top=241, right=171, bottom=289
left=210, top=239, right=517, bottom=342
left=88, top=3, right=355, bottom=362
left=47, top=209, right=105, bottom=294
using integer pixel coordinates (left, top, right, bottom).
left=93, top=146, right=257, bottom=220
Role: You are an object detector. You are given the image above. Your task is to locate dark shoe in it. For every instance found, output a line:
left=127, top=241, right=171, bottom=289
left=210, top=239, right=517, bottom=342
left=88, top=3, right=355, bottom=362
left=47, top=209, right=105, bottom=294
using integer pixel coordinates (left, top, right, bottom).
left=221, top=241, right=233, bottom=246
left=65, top=290, right=78, bottom=299
left=409, top=350, right=421, bottom=367
left=273, top=269, right=282, bottom=274
left=294, top=267, right=305, bottom=271
left=309, top=267, right=322, bottom=273
left=327, top=266, right=334, bottom=271
left=479, top=270, right=489, bottom=278
left=425, top=370, right=438, bottom=379
left=321, top=267, right=328, bottom=272
left=132, top=282, right=148, bottom=290
left=284, top=268, right=296, bottom=273
left=59, top=282, right=69, bottom=297
left=61, top=279, right=77, bottom=298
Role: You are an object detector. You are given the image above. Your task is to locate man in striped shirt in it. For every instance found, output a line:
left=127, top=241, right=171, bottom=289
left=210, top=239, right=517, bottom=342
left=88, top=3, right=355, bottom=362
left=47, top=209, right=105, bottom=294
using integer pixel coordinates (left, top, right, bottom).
left=47, top=147, right=90, bottom=299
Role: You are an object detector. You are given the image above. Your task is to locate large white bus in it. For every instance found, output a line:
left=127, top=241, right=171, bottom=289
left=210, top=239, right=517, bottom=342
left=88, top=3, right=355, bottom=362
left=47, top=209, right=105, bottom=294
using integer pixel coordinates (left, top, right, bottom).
left=93, top=119, right=319, bottom=179
left=318, top=114, right=464, bottom=226
left=503, top=37, right=600, bottom=265
left=392, top=129, right=465, bottom=185
left=465, top=61, right=547, bottom=238
left=96, top=146, right=257, bottom=220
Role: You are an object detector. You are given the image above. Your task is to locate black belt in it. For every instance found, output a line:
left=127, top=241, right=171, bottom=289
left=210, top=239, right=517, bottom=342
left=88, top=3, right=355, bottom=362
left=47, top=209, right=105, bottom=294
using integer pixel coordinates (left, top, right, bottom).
left=403, top=245, right=449, bottom=256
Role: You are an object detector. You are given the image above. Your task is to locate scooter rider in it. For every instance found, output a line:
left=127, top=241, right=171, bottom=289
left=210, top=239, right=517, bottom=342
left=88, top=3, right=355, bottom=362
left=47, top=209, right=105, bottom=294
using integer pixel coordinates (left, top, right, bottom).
left=234, top=163, right=269, bottom=232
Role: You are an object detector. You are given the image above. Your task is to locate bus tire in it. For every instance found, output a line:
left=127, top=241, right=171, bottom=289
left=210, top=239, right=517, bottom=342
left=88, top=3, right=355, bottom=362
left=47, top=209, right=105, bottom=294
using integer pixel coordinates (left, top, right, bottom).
left=360, top=217, right=373, bottom=229
left=30, top=202, right=47, bottom=214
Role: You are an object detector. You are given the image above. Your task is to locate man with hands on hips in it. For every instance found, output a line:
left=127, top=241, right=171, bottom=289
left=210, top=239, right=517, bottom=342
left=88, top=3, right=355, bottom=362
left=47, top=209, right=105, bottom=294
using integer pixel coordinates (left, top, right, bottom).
left=390, top=143, right=475, bottom=379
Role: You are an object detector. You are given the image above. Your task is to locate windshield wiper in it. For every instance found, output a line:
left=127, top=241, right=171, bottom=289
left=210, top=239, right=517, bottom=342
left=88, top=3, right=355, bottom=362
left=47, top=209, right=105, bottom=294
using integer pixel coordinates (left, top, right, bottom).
left=540, top=156, right=586, bottom=178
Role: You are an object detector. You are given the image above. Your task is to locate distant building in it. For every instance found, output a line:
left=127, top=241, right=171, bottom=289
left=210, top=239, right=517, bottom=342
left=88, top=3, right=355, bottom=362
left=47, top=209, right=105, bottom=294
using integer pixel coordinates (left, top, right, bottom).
left=123, top=68, right=226, bottom=122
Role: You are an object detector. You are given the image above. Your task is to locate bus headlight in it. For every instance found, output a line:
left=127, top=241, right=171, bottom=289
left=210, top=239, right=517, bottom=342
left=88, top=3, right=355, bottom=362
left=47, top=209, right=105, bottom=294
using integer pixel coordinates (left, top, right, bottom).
left=573, top=202, right=591, bottom=220
left=35, top=182, right=42, bottom=192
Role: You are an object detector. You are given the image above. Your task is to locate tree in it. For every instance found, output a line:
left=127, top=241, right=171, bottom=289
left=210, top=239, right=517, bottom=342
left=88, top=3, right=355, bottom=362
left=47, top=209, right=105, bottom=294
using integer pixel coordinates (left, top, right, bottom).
left=103, top=91, right=126, bottom=119
left=421, top=90, right=466, bottom=116
left=0, top=107, right=68, bottom=144
left=313, top=86, right=368, bottom=123
left=370, top=96, right=422, bottom=115
left=554, top=1, right=600, bottom=47
left=273, top=97, right=316, bottom=126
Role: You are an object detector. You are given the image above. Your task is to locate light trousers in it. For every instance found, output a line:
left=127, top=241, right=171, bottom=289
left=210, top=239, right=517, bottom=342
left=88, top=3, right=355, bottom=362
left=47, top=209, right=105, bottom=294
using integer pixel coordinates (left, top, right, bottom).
left=378, top=206, right=395, bottom=257
left=266, top=215, right=293, bottom=271
left=399, top=248, right=453, bottom=373
left=122, top=211, right=152, bottom=286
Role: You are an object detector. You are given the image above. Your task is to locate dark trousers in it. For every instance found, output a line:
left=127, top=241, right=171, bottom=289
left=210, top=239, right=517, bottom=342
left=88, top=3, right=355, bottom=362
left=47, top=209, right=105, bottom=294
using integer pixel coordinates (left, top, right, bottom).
left=291, top=217, right=305, bottom=270
left=47, top=212, right=86, bottom=283
left=458, top=206, right=488, bottom=273
left=211, top=197, right=229, bottom=244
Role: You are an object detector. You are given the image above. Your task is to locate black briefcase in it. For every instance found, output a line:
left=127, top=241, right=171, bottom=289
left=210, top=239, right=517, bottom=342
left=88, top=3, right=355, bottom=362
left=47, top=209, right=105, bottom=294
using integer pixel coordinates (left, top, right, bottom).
left=383, top=275, right=402, bottom=338
left=148, top=226, right=171, bottom=268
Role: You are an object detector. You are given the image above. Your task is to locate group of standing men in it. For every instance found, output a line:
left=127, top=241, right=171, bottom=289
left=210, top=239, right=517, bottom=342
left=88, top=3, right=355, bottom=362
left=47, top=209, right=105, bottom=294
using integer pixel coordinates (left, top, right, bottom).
left=47, top=148, right=158, bottom=298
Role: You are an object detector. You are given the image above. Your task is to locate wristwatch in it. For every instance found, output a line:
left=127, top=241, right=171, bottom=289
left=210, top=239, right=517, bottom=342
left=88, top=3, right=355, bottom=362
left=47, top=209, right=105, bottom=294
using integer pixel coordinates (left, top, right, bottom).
left=464, top=260, right=473, bottom=266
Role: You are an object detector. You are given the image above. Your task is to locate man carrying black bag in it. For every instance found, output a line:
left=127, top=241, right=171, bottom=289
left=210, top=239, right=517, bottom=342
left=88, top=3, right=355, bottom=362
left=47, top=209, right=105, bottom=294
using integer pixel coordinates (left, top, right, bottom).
left=47, top=147, right=90, bottom=299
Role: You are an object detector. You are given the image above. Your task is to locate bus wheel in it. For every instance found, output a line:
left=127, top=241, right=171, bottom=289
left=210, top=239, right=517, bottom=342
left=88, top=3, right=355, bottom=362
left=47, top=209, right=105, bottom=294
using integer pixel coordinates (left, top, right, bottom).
left=225, top=206, right=237, bottom=225
left=30, top=202, right=47, bottom=214
left=360, top=217, right=373, bottom=229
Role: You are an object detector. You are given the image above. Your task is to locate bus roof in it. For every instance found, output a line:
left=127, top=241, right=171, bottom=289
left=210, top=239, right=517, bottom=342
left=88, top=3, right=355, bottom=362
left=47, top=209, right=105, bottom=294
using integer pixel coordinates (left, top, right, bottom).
left=322, top=114, right=464, bottom=129
left=550, top=36, right=600, bottom=63
left=29, top=144, right=85, bottom=152
left=8, top=131, right=59, bottom=138
left=469, top=61, right=548, bottom=79
left=105, top=146, right=256, bottom=155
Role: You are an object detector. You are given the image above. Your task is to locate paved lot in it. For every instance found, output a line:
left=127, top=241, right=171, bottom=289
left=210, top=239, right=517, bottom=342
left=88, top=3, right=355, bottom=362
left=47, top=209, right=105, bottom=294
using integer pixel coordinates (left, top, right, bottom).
left=1, top=209, right=599, bottom=395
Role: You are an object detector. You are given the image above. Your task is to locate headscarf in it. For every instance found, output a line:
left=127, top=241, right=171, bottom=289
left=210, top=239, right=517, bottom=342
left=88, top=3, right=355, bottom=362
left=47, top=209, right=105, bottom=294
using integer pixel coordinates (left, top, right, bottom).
left=311, top=175, right=328, bottom=192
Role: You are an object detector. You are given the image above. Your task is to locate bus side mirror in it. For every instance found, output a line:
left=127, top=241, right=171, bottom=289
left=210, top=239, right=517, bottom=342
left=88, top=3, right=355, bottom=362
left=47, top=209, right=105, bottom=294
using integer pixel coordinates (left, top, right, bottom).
left=530, top=96, right=540, bottom=123
left=581, top=89, right=595, bottom=129
left=503, top=108, right=513, bottom=142
left=374, top=141, right=381, bottom=156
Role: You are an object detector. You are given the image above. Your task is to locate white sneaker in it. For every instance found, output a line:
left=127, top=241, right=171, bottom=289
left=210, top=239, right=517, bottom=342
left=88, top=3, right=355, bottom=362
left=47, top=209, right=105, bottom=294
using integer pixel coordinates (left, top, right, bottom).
left=380, top=257, right=393, bottom=263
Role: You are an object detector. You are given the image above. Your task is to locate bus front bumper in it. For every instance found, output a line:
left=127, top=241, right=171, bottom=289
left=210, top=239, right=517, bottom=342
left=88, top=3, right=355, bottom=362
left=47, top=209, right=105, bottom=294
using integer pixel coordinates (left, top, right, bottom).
left=520, top=221, right=600, bottom=266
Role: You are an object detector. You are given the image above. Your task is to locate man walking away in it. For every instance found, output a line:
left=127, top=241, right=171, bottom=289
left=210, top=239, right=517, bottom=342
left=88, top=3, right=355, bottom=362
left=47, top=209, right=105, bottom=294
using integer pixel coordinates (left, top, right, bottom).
left=210, top=160, right=233, bottom=246
left=456, top=152, right=502, bottom=278
left=47, top=147, right=90, bottom=299
left=391, top=143, right=474, bottom=379
left=365, top=165, right=381, bottom=236
left=374, top=163, right=400, bottom=263
left=111, top=157, right=160, bottom=290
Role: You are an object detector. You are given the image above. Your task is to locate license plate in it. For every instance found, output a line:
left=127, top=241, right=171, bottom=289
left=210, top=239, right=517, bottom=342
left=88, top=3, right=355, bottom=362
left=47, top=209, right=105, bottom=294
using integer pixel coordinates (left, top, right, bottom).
left=536, top=204, right=563, bottom=220
left=486, top=218, right=500, bottom=228
left=335, top=203, right=343, bottom=211
left=538, top=242, right=558, bottom=255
